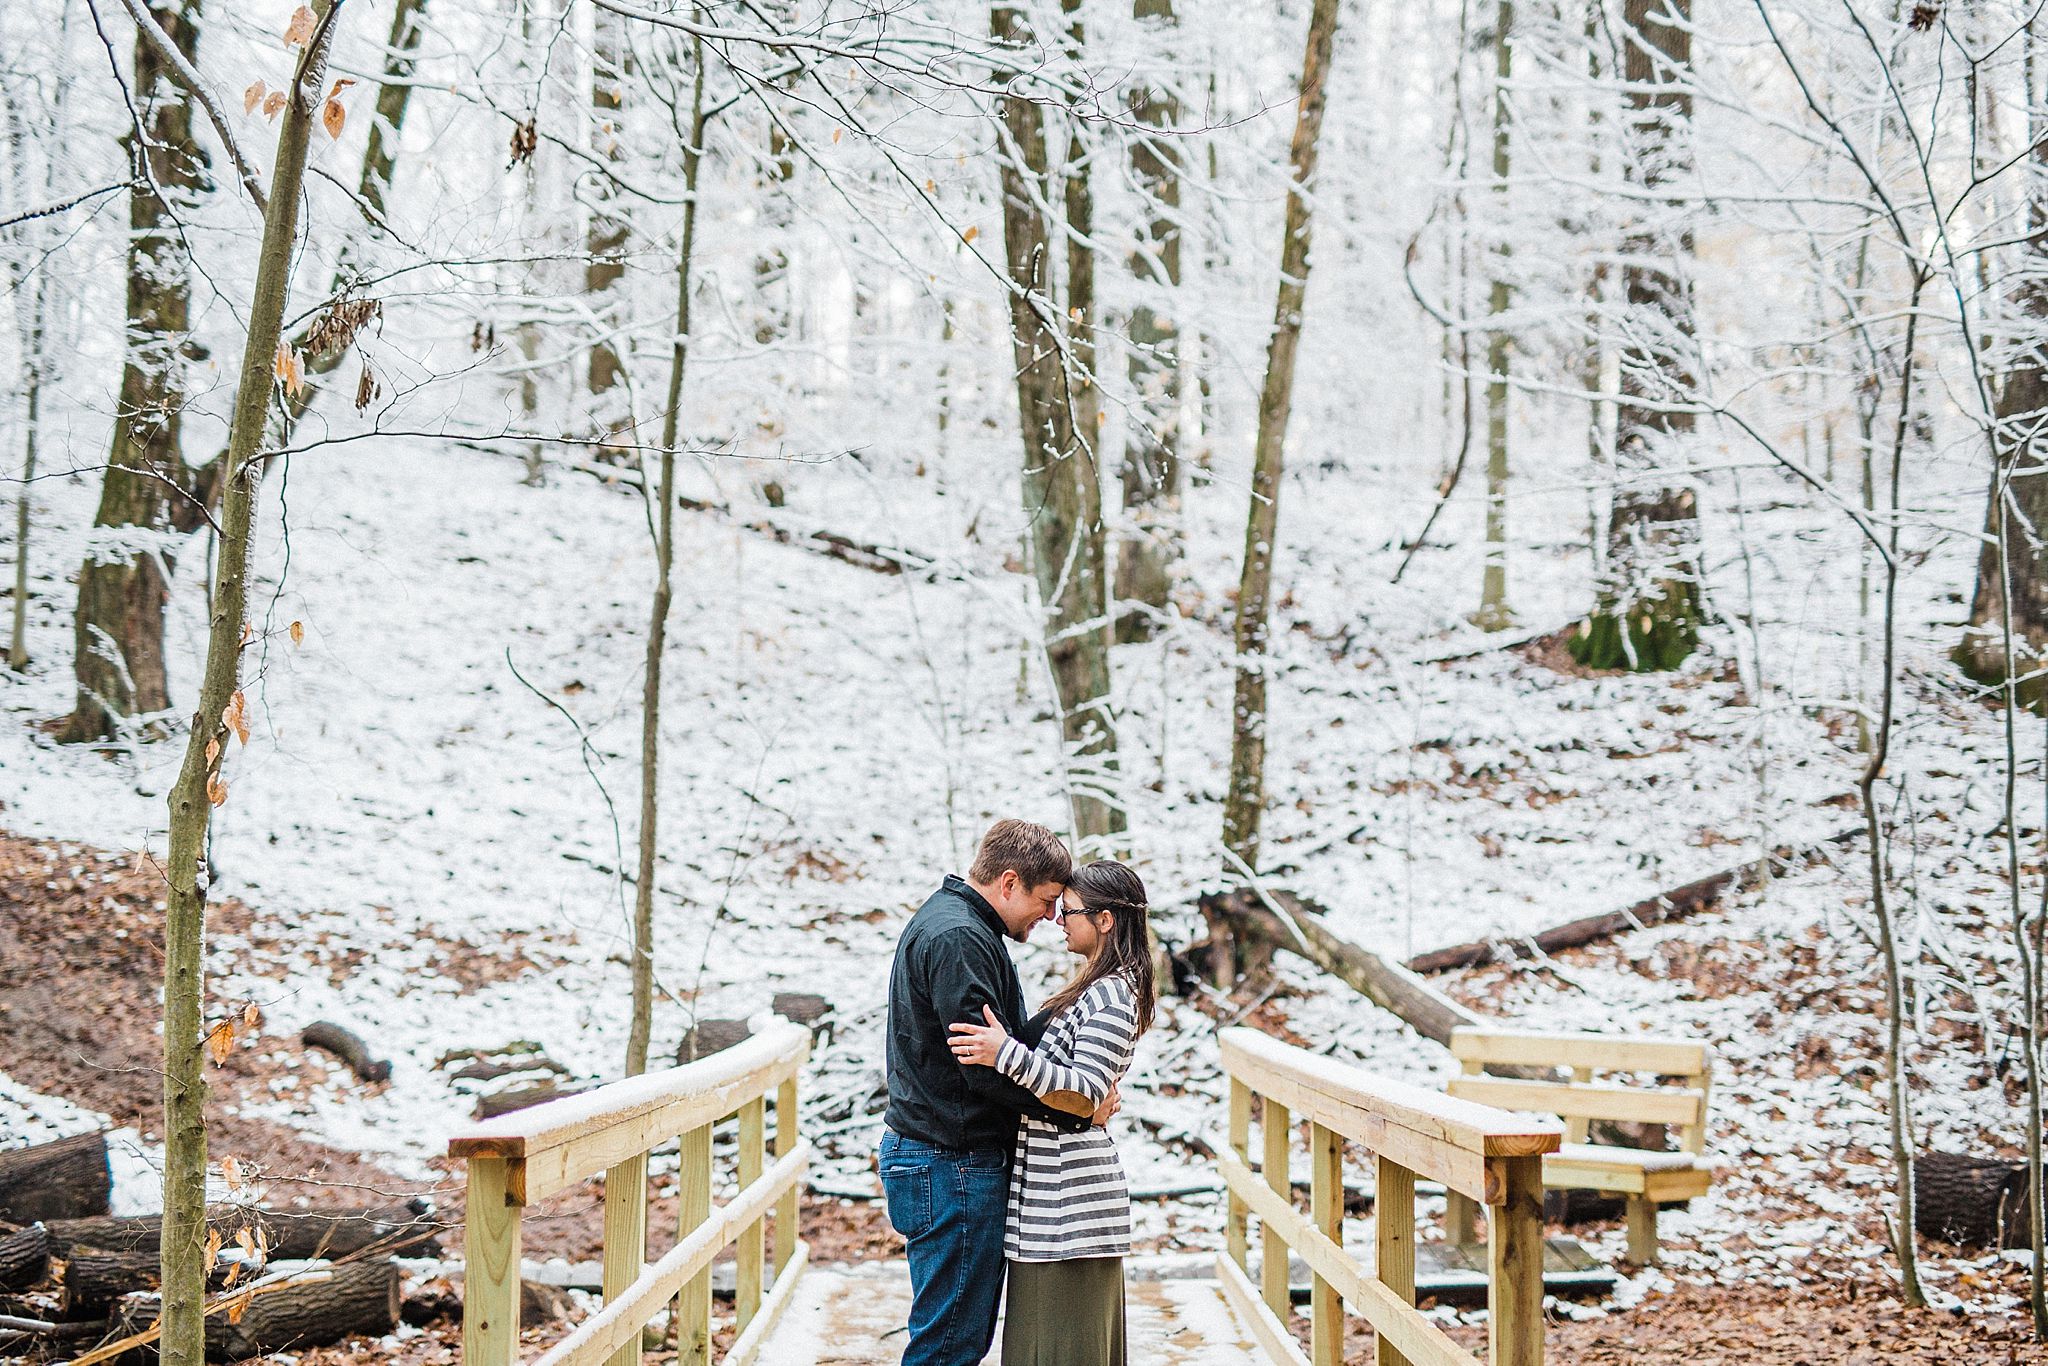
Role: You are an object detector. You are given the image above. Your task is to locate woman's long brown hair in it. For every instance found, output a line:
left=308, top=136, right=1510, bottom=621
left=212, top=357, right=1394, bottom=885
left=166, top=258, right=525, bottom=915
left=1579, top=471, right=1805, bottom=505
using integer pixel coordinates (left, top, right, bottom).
left=1042, top=861, right=1156, bottom=1033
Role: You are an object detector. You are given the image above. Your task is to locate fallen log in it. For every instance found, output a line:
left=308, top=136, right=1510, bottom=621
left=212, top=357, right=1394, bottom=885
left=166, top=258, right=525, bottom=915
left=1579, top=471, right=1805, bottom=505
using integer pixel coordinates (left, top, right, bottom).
left=0, top=1224, right=48, bottom=1292
left=63, top=1247, right=232, bottom=1319
left=1405, top=829, right=1860, bottom=974
left=44, top=1204, right=441, bottom=1263
left=472, top=1080, right=596, bottom=1120
left=678, top=1017, right=754, bottom=1063
left=1916, top=1150, right=2029, bottom=1249
left=300, top=1021, right=393, bottom=1083
left=1199, top=888, right=1480, bottom=1046
left=0, top=1132, right=112, bottom=1223
left=114, top=1258, right=401, bottom=1361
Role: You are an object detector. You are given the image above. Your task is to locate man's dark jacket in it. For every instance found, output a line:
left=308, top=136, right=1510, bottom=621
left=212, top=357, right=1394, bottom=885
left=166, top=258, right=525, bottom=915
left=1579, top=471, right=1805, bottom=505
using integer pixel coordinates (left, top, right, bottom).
left=884, top=875, right=1091, bottom=1150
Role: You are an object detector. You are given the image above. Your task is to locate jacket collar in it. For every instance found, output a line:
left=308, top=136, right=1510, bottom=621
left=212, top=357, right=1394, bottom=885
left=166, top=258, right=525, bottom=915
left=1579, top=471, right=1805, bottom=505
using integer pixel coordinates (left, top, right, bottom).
left=944, top=873, right=1007, bottom=939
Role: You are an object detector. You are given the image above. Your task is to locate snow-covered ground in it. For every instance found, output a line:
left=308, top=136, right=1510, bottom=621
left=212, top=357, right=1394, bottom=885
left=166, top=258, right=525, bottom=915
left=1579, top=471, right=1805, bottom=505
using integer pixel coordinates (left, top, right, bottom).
left=0, top=410, right=2033, bottom=1316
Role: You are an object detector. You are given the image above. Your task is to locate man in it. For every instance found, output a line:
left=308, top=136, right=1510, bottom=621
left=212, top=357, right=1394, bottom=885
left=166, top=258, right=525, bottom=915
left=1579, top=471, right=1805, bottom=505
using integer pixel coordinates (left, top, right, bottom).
left=880, top=819, right=1112, bottom=1366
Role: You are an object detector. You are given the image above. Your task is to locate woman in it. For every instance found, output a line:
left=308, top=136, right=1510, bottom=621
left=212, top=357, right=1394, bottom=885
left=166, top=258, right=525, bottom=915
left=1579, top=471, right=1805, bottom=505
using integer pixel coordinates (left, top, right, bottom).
left=947, top=860, right=1156, bottom=1366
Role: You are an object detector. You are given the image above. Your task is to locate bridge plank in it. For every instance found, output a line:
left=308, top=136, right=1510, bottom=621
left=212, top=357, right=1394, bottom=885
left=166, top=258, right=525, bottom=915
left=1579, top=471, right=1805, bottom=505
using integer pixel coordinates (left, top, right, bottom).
left=1450, top=1027, right=1708, bottom=1079
left=1447, top=1075, right=1704, bottom=1130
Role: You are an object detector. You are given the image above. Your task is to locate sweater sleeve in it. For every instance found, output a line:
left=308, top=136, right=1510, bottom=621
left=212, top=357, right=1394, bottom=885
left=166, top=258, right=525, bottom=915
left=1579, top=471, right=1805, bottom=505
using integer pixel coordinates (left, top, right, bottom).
left=924, top=928, right=1094, bottom=1131
left=995, top=980, right=1138, bottom=1108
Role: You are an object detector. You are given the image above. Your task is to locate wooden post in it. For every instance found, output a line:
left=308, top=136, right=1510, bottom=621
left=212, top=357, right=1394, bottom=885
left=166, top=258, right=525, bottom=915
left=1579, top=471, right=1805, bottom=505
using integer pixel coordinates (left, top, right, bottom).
left=602, top=1152, right=650, bottom=1366
left=1625, top=1194, right=1659, bottom=1265
left=1261, top=1097, right=1291, bottom=1318
left=1445, top=1188, right=1479, bottom=1248
left=737, top=1097, right=766, bottom=1331
left=1309, top=1123, right=1342, bottom=1366
left=774, top=1077, right=800, bottom=1273
left=1374, top=1155, right=1415, bottom=1366
left=1228, top=1077, right=1251, bottom=1269
left=1487, top=1156, right=1545, bottom=1366
left=1565, top=1067, right=1593, bottom=1143
left=675, top=1123, right=713, bottom=1366
left=462, top=1157, right=522, bottom=1366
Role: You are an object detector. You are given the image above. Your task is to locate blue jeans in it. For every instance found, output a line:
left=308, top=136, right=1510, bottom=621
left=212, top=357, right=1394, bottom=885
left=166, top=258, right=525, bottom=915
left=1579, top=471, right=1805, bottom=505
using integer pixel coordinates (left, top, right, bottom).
left=879, top=1130, right=1010, bottom=1366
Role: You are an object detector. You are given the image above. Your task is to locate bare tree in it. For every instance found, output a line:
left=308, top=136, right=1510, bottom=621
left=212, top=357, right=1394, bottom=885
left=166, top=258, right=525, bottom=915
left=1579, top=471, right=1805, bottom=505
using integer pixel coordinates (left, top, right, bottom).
left=1219, top=0, right=1341, bottom=873
left=1568, top=0, right=1701, bottom=672
left=62, top=0, right=212, bottom=742
left=1476, top=0, right=1515, bottom=631
left=1115, top=0, right=1183, bottom=643
left=993, top=0, right=1122, bottom=845
left=159, top=9, right=345, bottom=1361
left=626, top=21, right=706, bottom=1079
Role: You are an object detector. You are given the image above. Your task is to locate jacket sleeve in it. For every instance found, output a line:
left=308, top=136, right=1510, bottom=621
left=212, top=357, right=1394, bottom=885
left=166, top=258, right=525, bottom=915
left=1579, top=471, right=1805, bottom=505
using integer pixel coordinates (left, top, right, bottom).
left=995, top=983, right=1137, bottom=1109
left=924, top=929, right=1094, bottom=1132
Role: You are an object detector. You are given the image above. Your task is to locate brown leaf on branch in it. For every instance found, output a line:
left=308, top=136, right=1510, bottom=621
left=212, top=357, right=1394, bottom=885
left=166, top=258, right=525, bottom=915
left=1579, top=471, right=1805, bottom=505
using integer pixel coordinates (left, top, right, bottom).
left=225, top=689, right=250, bottom=745
left=263, top=90, right=287, bottom=120
left=222, top=1155, right=245, bottom=1193
left=244, top=81, right=267, bottom=115
left=322, top=98, right=346, bottom=139
left=283, top=5, right=316, bottom=46
left=206, top=1020, right=237, bottom=1065
left=207, top=776, right=229, bottom=807
left=289, top=620, right=305, bottom=646
left=243, top=1000, right=262, bottom=1028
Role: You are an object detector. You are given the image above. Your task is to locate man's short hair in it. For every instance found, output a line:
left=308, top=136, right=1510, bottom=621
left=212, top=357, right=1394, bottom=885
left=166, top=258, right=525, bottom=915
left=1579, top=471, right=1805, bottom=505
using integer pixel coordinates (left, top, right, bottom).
left=969, top=819, right=1072, bottom=890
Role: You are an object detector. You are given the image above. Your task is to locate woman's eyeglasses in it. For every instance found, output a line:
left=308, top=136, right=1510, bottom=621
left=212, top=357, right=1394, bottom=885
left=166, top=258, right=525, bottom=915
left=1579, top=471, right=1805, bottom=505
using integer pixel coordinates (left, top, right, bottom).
left=1053, top=903, right=1106, bottom=923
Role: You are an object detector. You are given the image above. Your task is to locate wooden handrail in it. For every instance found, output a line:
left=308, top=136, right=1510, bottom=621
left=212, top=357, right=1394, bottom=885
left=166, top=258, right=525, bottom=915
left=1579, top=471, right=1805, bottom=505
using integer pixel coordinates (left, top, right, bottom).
left=1449, top=1026, right=1709, bottom=1080
left=447, top=1021, right=811, bottom=1366
left=1217, top=1027, right=1560, bottom=1366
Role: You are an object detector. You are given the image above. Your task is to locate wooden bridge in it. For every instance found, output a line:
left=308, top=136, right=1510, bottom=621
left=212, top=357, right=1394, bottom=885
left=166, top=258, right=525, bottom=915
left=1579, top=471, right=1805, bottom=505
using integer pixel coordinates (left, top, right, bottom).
left=446, top=1019, right=1575, bottom=1366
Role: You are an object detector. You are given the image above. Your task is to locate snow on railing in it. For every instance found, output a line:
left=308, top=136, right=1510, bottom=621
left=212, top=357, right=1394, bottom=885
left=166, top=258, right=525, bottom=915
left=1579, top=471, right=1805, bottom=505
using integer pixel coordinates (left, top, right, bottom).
left=447, top=1020, right=811, bottom=1366
left=1215, top=1026, right=1562, bottom=1366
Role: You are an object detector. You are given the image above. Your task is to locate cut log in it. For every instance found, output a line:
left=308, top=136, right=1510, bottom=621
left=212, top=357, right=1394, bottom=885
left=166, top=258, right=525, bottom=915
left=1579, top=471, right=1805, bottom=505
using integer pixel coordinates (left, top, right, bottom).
left=677, top=1017, right=753, bottom=1063
left=0, top=1132, right=112, bottom=1223
left=44, top=1203, right=442, bottom=1263
left=472, top=1080, right=596, bottom=1120
left=1199, top=888, right=1480, bottom=1045
left=300, top=1021, right=393, bottom=1083
left=1405, top=829, right=1860, bottom=973
left=62, top=1247, right=232, bottom=1319
left=1915, top=1150, right=2028, bottom=1249
left=0, top=1224, right=48, bottom=1292
left=115, top=1258, right=401, bottom=1361
left=771, top=993, right=834, bottom=1043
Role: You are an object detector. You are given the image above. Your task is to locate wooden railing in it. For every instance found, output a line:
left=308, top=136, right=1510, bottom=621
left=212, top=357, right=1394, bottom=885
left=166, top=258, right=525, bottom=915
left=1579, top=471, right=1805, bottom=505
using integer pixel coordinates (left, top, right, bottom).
left=1216, top=1027, right=1563, bottom=1366
left=447, top=1021, right=812, bottom=1366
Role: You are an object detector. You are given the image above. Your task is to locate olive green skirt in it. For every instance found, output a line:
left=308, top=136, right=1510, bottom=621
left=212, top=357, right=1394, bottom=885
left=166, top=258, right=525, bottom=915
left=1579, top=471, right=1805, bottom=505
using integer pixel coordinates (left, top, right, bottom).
left=1002, top=1257, right=1126, bottom=1366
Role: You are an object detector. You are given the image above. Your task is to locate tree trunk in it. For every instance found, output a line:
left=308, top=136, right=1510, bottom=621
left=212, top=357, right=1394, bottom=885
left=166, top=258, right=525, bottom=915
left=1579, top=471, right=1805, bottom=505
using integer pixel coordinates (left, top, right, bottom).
left=1475, top=0, right=1514, bottom=632
left=993, top=0, right=1122, bottom=847
left=585, top=2, right=629, bottom=424
left=61, top=0, right=210, bottom=743
left=159, top=12, right=335, bottom=1360
left=627, top=21, right=705, bottom=1080
left=1219, top=0, right=1341, bottom=873
left=1115, top=0, right=1184, bottom=644
left=1568, top=0, right=1701, bottom=672
left=0, top=1132, right=112, bottom=1224
left=8, top=368, right=36, bottom=672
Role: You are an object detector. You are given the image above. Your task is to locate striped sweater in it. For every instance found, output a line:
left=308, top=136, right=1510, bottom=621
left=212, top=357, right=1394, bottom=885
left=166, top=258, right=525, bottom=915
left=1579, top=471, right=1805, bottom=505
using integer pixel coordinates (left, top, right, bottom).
left=995, top=975, right=1141, bottom=1262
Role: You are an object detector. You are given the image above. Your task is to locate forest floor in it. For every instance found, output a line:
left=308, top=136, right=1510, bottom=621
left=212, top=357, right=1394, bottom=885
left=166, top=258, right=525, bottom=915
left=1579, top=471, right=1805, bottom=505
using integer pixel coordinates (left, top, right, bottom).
left=4, top=820, right=2038, bottom=1362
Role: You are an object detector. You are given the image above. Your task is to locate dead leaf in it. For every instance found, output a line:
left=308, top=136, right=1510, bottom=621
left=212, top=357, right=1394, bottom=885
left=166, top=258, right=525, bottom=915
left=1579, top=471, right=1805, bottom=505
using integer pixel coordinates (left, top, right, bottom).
left=240, top=620, right=255, bottom=644
left=329, top=78, right=356, bottom=95
left=223, top=1155, right=245, bottom=1192
left=235, top=1225, right=256, bottom=1256
left=283, top=5, right=316, bottom=46
left=962, top=225, right=978, bottom=244
left=289, top=620, right=305, bottom=646
left=831, top=126, right=843, bottom=144
left=204, top=1227, right=224, bottom=1265
left=207, top=775, right=229, bottom=807
left=226, top=1294, right=250, bottom=1325
left=206, top=1020, right=236, bottom=1065
left=226, top=690, right=250, bottom=745
left=243, top=81, right=266, bottom=115
left=263, top=89, right=287, bottom=120
left=243, top=1000, right=262, bottom=1028
left=222, top=1259, right=242, bottom=1288
left=322, top=98, right=346, bottom=140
